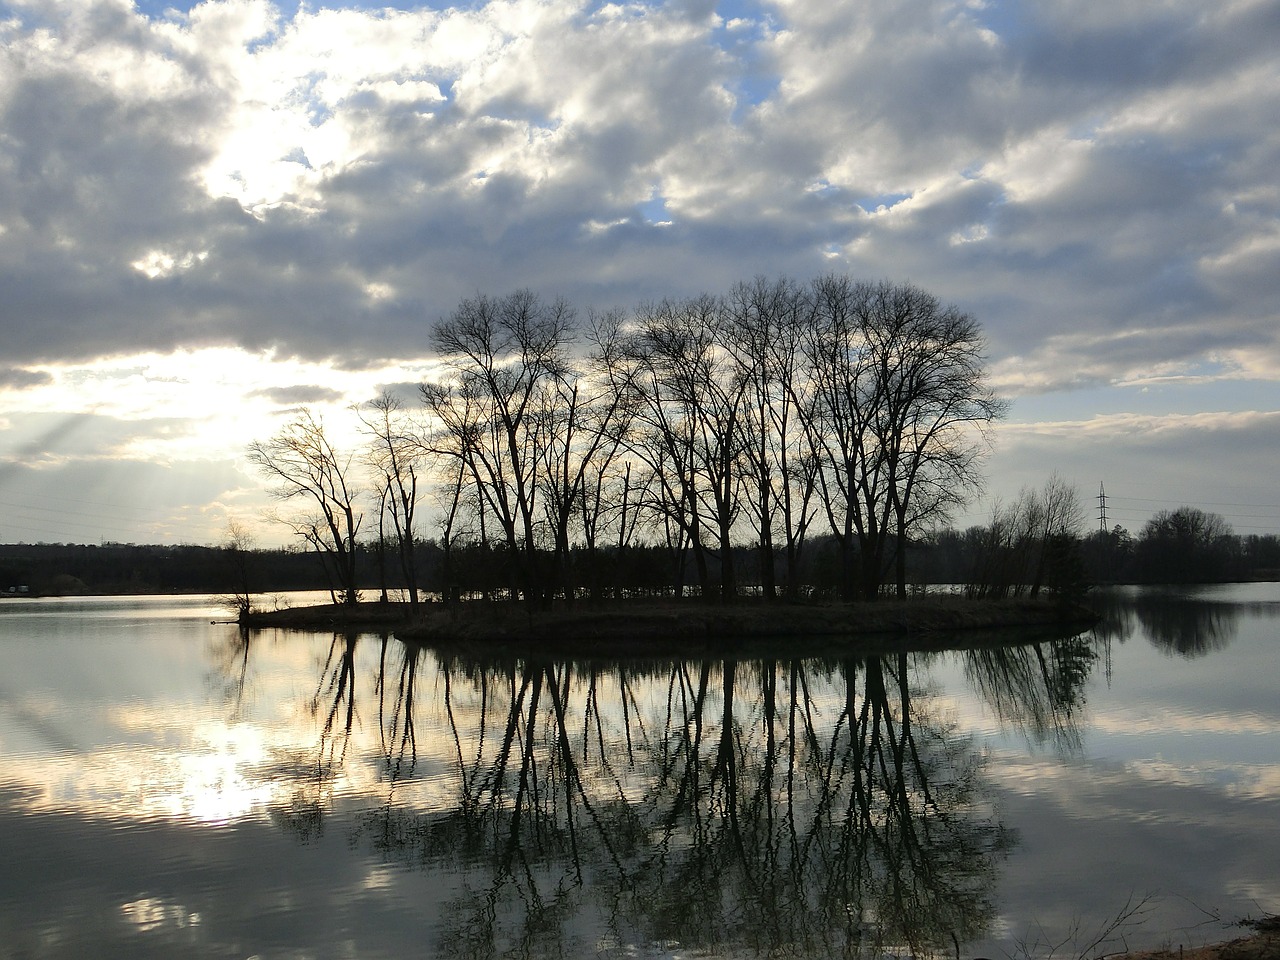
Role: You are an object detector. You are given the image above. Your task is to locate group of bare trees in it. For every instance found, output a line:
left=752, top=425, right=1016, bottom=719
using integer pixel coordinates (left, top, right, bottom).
left=247, top=275, right=1004, bottom=606
left=965, top=474, right=1089, bottom=600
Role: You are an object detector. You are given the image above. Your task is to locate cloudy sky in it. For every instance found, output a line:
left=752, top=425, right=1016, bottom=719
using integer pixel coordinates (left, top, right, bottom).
left=1, top=0, right=1278, bottom=546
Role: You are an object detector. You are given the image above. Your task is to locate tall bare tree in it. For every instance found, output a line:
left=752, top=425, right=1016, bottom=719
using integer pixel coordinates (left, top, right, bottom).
left=625, top=295, right=747, bottom=601
left=855, top=281, right=1006, bottom=598
left=803, top=278, right=1004, bottom=599
left=360, top=392, right=423, bottom=611
left=536, top=309, right=633, bottom=604
left=427, top=290, right=575, bottom=603
left=802, top=274, right=878, bottom=600
left=247, top=410, right=363, bottom=605
left=721, top=276, right=821, bottom=600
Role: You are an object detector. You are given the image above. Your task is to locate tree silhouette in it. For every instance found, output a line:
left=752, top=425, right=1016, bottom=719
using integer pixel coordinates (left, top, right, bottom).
left=247, top=409, right=364, bottom=605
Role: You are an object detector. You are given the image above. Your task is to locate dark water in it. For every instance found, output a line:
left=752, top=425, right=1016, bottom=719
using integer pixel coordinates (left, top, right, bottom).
left=1, top=585, right=1277, bottom=959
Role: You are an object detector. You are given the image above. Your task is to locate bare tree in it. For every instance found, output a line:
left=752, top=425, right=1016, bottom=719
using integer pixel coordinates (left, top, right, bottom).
left=625, top=295, right=747, bottom=601
left=574, top=324, right=646, bottom=601
left=802, top=274, right=878, bottom=600
left=218, top=518, right=257, bottom=618
left=967, top=475, right=1085, bottom=599
left=427, top=290, right=575, bottom=604
left=433, top=446, right=469, bottom=606
left=721, top=276, right=821, bottom=600
left=618, top=307, right=708, bottom=597
left=537, top=309, right=633, bottom=604
left=1026, top=474, right=1086, bottom=596
left=360, top=392, right=423, bottom=612
left=855, top=281, right=1006, bottom=598
left=247, top=410, right=363, bottom=605
left=801, top=278, right=1004, bottom=600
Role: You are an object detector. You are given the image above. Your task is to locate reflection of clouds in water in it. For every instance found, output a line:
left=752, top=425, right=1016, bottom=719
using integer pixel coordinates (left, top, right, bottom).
left=0, top=691, right=84, bottom=755
left=961, top=599, right=1280, bottom=951
left=988, top=739, right=1280, bottom=808
left=119, top=896, right=202, bottom=933
left=0, top=711, right=373, bottom=827
left=0, top=635, right=463, bottom=836
left=5, top=743, right=276, bottom=825
left=4, top=592, right=1278, bottom=959
left=981, top=755, right=1280, bottom=958
left=1224, top=764, right=1280, bottom=801
left=1125, top=757, right=1277, bottom=799
left=1230, top=879, right=1280, bottom=909
left=984, top=752, right=1280, bottom=857
left=1091, top=707, right=1279, bottom=737
left=0, top=799, right=441, bottom=960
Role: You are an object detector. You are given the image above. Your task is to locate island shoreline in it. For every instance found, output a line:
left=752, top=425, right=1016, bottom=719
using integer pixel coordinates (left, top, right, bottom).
left=238, top=595, right=1100, bottom=657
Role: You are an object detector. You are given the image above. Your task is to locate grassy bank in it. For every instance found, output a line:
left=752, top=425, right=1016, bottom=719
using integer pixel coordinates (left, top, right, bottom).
left=1116, top=917, right=1280, bottom=960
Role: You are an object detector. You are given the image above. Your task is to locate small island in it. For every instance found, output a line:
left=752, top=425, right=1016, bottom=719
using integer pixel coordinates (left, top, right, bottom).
left=239, top=594, right=1099, bottom=657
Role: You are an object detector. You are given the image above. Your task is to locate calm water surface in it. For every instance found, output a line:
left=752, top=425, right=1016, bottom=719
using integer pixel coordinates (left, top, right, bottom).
left=1, top=585, right=1277, bottom=959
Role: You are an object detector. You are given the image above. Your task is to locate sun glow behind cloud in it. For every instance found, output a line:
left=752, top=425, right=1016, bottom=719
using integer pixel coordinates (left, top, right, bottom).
left=4, top=349, right=425, bottom=459
left=0, top=346, right=440, bottom=544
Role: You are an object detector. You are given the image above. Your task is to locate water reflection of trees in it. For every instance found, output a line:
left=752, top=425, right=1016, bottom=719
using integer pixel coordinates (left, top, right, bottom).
left=1089, top=592, right=1238, bottom=658
left=352, top=646, right=1032, bottom=960
left=314, top=632, right=360, bottom=769
left=1134, top=598, right=1238, bottom=657
left=207, top=626, right=253, bottom=717
left=962, top=635, right=1097, bottom=752
left=220, top=626, right=1108, bottom=958
left=267, top=631, right=369, bottom=845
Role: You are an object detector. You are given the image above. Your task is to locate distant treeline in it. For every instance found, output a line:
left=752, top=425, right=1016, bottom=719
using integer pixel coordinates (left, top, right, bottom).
left=0, top=542, right=328, bottom=598
left=4, top=506, right=1276, bottom=599
left=927, top=498, right=1280, bottom=595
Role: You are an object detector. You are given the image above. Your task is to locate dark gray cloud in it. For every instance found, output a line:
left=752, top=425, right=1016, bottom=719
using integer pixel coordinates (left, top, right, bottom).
left=252, top=384, right=347, bottom=405
left=0, top=367, right=53, bottom=389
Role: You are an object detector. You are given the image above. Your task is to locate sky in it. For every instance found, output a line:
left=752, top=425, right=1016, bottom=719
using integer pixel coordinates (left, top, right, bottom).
left=0, top=0, right=1278, bottom=547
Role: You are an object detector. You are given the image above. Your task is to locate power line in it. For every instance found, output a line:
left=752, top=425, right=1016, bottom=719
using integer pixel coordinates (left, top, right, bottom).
left=0, top=498, right=201, bottom=543
left=1107, top=495, right=1280, bottom=511
left=0, top=499, right=159, bottom=525
left=1090, top=482, right=1280, bottom=535
left=0, top=494, right=164, bottom=521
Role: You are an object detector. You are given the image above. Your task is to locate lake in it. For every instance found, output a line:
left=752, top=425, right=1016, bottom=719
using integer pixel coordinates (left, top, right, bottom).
left=1, top=584, right=1277, bottom=960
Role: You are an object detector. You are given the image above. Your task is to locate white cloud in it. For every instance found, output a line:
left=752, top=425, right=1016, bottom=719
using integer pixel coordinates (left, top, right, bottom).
left=131, top=248, right=209, bottom=279
left=1, top=0, right=1280, bottom=541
